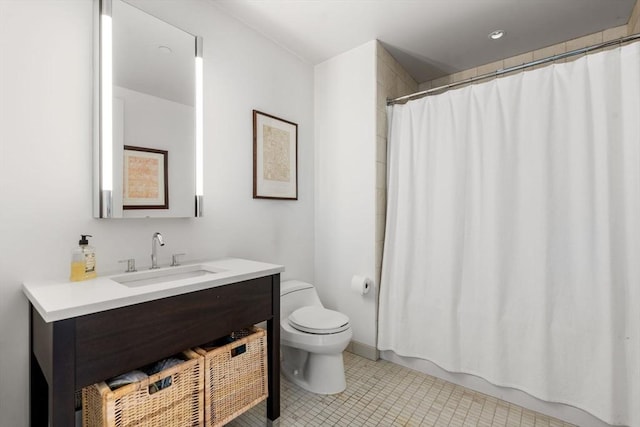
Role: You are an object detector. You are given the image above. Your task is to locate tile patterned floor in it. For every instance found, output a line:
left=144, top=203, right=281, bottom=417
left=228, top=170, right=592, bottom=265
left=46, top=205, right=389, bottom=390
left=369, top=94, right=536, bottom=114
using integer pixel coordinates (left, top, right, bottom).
left=227, top=351, right=576, bottom=427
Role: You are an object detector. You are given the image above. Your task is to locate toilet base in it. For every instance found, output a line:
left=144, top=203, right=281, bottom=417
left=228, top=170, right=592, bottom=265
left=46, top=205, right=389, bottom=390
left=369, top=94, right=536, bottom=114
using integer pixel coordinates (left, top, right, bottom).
left=281, top=346, right=347, bottom=395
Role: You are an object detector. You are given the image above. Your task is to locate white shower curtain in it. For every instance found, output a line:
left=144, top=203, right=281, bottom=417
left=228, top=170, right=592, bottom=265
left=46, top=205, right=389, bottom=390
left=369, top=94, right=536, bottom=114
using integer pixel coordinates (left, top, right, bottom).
left=378, top=43, right=640, bottom=426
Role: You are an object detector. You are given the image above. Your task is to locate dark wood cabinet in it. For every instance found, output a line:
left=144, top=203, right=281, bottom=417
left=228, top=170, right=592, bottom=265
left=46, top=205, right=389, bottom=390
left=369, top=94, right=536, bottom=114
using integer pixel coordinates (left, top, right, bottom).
left=29, top=274, right=280, bottom=426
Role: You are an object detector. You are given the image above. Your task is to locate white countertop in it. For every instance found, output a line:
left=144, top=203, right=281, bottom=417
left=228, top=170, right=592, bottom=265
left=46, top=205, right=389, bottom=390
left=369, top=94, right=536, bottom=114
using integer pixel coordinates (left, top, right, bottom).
left=23, top=258, right=284, bottom=323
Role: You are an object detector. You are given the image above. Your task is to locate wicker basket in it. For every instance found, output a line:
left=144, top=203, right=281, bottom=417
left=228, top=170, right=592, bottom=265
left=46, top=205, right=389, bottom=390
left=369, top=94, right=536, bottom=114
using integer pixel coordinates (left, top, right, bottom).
left=195, top=327, right=268, bottom=427
left=82, top=349, right=204, bottom=427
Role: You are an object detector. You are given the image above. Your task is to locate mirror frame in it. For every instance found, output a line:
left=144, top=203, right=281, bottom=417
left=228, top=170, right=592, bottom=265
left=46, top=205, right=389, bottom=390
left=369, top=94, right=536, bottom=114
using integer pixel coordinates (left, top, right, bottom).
left=94, top=0, right=203, bottom=218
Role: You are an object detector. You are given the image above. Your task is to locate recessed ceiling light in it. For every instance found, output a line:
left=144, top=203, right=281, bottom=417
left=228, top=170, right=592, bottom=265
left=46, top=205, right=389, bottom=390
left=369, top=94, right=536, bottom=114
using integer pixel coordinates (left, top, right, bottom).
left=489, top=30, right=505, bottom=40
left=158, top=45, right=173, bottom=54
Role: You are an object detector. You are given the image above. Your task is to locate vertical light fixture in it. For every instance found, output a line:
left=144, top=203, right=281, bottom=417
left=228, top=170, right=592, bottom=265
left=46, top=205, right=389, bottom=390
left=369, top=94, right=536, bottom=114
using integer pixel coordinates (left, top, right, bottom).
left=195, top=36, right=204, bottom=217
left=100, top=0, right=113, bottom=217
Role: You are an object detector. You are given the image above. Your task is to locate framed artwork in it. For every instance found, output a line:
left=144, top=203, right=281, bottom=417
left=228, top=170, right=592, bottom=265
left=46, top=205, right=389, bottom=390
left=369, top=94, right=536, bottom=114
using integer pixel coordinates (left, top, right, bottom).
left=253, top=110, right=298, bottom=200
left=123, top=145, right=169, bottom=209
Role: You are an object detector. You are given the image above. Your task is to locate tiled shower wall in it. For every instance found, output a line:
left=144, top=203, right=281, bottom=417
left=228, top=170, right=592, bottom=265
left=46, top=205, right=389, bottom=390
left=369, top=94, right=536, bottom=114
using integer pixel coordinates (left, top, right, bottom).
left=632, top=0, right=640, bottom=34
left=375, top=43, right=418, bottom=287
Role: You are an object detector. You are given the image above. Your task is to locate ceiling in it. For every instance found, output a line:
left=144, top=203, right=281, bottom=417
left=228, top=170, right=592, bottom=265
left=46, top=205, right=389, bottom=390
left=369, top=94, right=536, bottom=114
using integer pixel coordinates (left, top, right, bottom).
left=115, top=0, right=196, bottom=106
left=210, top=0, right=636, bottom=83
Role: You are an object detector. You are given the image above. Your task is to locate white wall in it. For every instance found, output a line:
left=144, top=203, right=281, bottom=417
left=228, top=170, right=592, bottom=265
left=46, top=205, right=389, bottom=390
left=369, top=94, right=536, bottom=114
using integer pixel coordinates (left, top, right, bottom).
left=314, top=41, right=378, bottom=351
left=0, top=1, right=314, bottom=424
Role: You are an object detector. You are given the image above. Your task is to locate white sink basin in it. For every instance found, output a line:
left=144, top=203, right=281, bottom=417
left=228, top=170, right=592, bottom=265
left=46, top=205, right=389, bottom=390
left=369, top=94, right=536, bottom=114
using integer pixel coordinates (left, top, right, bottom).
left=113, top=264, right=222, bottom=287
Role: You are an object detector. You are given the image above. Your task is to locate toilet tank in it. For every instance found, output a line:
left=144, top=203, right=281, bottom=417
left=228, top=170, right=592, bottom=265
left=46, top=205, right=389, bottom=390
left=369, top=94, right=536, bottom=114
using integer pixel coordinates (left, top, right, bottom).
left=280, top=280, right=323, bottom=319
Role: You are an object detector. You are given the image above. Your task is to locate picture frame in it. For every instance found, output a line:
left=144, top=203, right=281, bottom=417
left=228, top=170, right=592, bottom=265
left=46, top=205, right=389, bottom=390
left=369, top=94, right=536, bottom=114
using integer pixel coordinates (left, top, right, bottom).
left=123, top=145, right=169, bottom=209
left=253, top=110, right=298, bottom=200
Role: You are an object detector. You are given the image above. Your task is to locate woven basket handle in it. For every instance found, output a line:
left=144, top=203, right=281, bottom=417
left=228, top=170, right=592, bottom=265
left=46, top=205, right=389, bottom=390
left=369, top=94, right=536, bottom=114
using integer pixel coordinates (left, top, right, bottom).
left=230, top=343, right=247, bottom=357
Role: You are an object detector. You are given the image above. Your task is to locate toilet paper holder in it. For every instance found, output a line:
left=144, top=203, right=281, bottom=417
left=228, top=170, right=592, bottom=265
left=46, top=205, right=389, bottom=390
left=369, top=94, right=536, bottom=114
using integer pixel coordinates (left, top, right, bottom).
left=351, top=275, right=372, bottom=295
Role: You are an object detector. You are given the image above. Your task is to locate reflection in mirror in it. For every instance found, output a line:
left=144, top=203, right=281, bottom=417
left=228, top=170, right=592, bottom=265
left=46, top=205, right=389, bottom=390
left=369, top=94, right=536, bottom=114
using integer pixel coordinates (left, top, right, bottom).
left=95, top=0, right=203, bottom=218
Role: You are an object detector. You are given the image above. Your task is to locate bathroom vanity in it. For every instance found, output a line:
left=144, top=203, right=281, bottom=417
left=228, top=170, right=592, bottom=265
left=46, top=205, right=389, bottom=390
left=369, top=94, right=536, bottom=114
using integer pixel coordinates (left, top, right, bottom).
left=23, top=258, right=283, bottom=426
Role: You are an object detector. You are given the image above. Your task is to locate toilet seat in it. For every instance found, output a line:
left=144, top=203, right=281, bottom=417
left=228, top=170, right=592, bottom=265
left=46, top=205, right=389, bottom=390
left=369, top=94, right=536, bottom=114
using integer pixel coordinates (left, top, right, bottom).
left=288, top=306, right=350, bottom=334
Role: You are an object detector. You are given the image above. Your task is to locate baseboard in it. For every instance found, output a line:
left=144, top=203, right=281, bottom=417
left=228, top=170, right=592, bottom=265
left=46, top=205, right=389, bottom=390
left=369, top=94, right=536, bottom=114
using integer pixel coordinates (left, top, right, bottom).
left=346, top=340, right=379, bottom=361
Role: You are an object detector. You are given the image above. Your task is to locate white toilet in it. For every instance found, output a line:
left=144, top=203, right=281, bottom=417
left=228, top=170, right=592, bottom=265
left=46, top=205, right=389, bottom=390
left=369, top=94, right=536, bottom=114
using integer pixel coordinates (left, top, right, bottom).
left=280, top=280, right=352, bottom=394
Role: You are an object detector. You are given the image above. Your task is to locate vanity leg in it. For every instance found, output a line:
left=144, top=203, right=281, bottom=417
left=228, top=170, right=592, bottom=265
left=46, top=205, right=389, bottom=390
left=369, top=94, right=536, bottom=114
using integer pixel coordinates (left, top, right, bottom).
left=29, top=316, right=48, bottom=426
left=49, top=319, right=76, bottom=426
left=266, top=274, right=280, bottom=422
left=29, top=304, right=50, bottom=427
left=30, top=309, right=76, bottom=427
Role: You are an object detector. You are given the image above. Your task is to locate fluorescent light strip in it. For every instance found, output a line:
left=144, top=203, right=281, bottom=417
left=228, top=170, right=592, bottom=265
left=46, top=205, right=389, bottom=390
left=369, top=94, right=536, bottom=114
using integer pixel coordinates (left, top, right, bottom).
left=101, top=12, right=113, bottom=192
left=195, top=55, right=204, bottom=196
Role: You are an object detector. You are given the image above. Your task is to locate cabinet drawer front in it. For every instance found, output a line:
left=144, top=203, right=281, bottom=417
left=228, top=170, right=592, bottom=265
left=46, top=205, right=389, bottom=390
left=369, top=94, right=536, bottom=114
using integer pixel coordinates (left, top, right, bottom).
left=75, top=276, right=273, bottom=388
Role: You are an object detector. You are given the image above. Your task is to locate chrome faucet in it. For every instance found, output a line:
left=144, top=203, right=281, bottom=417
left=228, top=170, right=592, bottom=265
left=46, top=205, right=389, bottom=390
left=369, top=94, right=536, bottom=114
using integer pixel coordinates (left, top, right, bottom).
left=150, top=232, right=165, bottom=269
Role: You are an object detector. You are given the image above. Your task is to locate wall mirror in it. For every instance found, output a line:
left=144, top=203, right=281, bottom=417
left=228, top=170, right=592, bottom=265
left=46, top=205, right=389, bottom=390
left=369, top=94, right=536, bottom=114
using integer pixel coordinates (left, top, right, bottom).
left=94, top=0, right=203, bottom=218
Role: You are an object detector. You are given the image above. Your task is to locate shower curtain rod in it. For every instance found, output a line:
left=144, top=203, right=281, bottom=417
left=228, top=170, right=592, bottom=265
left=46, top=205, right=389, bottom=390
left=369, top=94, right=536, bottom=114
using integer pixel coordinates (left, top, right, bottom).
left=387, top=33, right=640, bottom=105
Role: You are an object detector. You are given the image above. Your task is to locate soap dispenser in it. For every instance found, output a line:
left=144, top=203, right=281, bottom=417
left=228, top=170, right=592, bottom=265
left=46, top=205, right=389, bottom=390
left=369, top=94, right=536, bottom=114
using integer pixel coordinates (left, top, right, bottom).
left=70, top=234, right=97, bottom=281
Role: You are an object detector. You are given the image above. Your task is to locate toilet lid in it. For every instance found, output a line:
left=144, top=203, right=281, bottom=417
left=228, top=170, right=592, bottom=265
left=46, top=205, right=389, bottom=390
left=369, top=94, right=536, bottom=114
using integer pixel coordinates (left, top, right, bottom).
left=288, top=306, right=350, bottom=334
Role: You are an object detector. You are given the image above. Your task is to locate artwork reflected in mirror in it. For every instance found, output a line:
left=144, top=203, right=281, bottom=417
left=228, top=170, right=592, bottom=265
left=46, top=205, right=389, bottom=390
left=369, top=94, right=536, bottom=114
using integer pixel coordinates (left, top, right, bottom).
left=123, top=146, right=168, bottom=210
